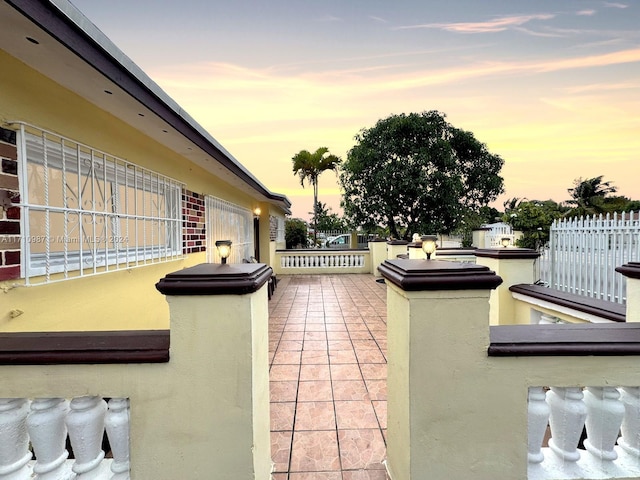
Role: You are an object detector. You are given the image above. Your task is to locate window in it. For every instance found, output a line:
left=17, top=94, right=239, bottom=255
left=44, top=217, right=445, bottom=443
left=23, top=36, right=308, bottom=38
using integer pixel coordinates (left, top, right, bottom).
left=205, top=195, right=253, bottom=264
left=14, top=123, right=184, bottom=284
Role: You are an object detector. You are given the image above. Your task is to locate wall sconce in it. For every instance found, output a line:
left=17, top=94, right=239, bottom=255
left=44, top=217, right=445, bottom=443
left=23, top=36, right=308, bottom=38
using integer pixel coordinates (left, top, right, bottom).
left=215, top=240, right=232, bottom=264
left=501, top=237, right=511, bottom=248
left=253, top=207, right=261, bottom=219
left=421, top=235, right=437, bottom=260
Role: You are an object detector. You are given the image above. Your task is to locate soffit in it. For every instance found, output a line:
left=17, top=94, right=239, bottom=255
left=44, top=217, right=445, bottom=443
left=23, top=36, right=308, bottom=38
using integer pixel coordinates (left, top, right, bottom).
left=0, top=0, right=290, bottom=211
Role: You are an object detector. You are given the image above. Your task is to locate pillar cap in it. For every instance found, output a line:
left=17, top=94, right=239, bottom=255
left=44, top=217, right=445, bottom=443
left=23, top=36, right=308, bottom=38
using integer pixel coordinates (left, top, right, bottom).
left=475, top=248, right=540, bottom=259
left=378, top=259, right=502, bottom=291
left=156, top=263, right=273, bottom=295
left=387, top=240, right=409, bottom=245
left=616, top=262, right=640, bottom=279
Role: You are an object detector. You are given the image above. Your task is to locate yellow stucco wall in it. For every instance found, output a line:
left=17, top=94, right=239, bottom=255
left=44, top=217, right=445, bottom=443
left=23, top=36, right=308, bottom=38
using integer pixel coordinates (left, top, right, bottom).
left=384, top=280, right=640, bottom=480
left=0, top=50, right=281, bottom=332
left=0, top=284, right=272, bottom=479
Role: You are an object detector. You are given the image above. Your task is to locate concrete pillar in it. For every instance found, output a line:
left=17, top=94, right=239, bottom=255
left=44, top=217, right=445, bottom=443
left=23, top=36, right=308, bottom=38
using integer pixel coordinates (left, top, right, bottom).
left=378, top=258, right=502, bottom=480
left=407, top=241, right=425, bottom=260
left=616, top=262, right=640, bottom=322
left=369, top=238, right=388, bottom=277
left=155, top=263, right=272, bottom=479
left=472, top=227, right=491, bottom=248
left=475, top=248, right=540, bottom=325
left=387, top=240, right=409, bottom=260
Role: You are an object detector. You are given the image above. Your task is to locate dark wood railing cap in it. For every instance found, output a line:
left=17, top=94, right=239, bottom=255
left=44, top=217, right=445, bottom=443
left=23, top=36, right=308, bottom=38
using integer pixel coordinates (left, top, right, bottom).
left=475, top=248, right=540, bottom=259
left=378, top=259, right=503, bottom=291
left=387, top=240, right=409, bottom=245
left=156, top=263, right=273, bottom=296
left=489, top=323, right=640, bottom=356
left=616, top=262, right=640, bottom=279
left=0, top=330, right=169, bottom=365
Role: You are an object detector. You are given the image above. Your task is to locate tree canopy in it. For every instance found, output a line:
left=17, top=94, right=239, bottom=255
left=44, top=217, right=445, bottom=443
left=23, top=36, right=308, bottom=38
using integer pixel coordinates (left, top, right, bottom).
left=566, top=175, right=618, bottom=216
left=292, top=147, right=341, bottom=243
left=339, top=111, right=504, bottom=240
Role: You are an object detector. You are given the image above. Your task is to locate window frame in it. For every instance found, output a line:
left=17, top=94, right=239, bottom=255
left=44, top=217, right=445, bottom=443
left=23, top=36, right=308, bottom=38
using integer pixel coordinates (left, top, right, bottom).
left=13, top=122, right=185, bottom=284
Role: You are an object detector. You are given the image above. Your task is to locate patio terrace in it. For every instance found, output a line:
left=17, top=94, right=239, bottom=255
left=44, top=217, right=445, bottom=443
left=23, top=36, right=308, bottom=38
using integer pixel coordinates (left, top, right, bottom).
left=268, top=274, right=388, bottom=480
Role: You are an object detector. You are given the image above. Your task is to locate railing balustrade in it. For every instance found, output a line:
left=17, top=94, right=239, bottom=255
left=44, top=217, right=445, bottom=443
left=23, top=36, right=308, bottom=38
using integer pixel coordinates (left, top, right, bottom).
left=528, top=386, right=640, bottom=480
left=0, top=396, right=130, bottom=479
left=275, top=250, right=369, bottom=274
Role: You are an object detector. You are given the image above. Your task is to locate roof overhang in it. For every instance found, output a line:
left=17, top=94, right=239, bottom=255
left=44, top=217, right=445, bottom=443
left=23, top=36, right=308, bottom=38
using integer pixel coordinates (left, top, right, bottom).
left=1, top=0, right=291, bottom=213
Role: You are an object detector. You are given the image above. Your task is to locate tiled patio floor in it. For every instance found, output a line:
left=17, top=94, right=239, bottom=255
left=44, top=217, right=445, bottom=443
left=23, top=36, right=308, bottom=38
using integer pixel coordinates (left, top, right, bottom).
left=268, top=274, right=388, bottom=480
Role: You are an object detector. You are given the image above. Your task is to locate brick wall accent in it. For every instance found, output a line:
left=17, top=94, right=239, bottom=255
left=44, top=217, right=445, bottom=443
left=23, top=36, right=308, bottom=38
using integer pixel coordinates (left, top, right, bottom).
left=0, top=127, right=20, bottom=281
left=182, top=189, right=206, bottom=255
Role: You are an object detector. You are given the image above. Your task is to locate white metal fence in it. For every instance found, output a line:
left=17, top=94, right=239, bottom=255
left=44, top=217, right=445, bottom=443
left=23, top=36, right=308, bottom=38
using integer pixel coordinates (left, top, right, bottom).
left=539, top=212, right=640, bottom=304
left=205, top=196, right=253, bottom=264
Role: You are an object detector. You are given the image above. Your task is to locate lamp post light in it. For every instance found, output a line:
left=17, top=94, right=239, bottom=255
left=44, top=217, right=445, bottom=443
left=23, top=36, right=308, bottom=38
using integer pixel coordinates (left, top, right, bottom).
left=215, top=240, right=232, bottom=264
left=421, top=235, right=437, bottom=260
left=501, top=237, right=511, bottom=248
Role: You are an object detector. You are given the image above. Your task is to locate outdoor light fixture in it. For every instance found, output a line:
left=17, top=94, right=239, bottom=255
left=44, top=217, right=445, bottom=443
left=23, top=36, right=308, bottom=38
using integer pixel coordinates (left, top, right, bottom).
left=253, top=207, right=261, bottom=219
left=215, top=240, right=232, bottom=264
left=501, top=237, right=511, bottom=248
left=421, top=235, right=437, bottom=260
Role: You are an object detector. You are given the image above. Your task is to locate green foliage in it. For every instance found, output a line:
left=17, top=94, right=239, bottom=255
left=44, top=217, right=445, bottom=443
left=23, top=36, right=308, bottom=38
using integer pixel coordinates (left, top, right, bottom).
left=339, top=111, right=504, bottom=240
left=455, top=206, right=501, bottom=247
left=314, top=202, right=347, bottom=231
left=566, top=176, right=617, bottom=216
left=503, top=200, right=565, bottom=250
left=285, top=218, right=309, bottom=249
left=292, top=147, right=341, bottom=242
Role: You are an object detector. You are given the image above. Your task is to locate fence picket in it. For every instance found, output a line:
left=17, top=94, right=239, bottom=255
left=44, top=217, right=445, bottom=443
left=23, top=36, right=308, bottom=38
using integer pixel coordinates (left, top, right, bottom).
left=539, top=211, right=639, bottom=305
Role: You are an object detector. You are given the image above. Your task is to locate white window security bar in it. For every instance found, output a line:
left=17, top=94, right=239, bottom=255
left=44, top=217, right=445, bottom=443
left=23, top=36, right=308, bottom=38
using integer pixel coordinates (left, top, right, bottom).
left=10, top=122, right=185, bottom=285
left=205, top=195, right=254, bottom=264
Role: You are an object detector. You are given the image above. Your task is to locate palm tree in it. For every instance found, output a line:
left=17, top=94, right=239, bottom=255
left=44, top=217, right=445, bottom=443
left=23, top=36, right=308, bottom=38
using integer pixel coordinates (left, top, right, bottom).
left=567, top=176, right=617, bottom=216
left=292, top=147, right=341, bottom=245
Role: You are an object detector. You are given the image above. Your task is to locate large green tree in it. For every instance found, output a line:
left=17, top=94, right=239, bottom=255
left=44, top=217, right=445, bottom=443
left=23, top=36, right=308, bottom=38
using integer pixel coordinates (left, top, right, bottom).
left=566, top=175, right=617, bottom=216
left=292, top=147, right=341, bottom=243
left=339, top=111, right=504, bottom=240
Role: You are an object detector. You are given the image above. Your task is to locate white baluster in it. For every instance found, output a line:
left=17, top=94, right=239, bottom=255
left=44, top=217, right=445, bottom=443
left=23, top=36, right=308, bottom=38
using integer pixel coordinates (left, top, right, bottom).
left=66, top=396, right=107, bottom=476
left=105, top=399, right=130, bottom=479
left=27, top=398, right=72, bottom=479
left=583, top=387, right=624, bottom=461
left=528, top=387, right=550, bottom=464
left=547, top=387, right=587, bottom=462
left=619, top=387, right=640, bottom=458
left=339, top=255, right=344, bottom=267
left=0, top=398, right=31, bottom=480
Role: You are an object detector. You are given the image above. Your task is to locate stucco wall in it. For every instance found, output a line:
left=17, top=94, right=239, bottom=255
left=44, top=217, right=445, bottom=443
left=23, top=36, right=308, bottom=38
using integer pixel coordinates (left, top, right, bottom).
left=0, top=49, right=282, bottom=332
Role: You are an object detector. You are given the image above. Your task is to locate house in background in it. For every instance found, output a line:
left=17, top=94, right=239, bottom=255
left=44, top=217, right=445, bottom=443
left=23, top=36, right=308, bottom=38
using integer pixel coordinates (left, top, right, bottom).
left=0, top=0, right=290, bottom=333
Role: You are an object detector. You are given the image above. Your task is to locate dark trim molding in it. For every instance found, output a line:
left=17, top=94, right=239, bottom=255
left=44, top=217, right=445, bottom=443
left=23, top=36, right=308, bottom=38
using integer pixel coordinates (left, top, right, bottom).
left=475, top=248, right=540, bottom=259
left=616, top=262, right=640, bottom=280
left=0, top=330, right=169, bottom=365
left=387, top=240, right=409, bottom=246
left=378, top=259, right=502, bottom=291
left=156, top=262, right=273, bottom=295
left=489, top=323, right=640, bottom=356
left=510, top=284, right=625, bottom=323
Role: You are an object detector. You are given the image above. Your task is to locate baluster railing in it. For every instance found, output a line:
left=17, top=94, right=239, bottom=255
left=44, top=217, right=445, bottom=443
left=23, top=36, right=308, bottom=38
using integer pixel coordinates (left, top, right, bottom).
left=547, top=387, right=587, bottom=463
left=528, top=387, right=550, bottom=464
left=27, top=398, right=71, bottom=479
left=105, top=398, right=130, bottom=479
left=0, top=396, right=130, bottom=480
left=0, top=398, right=32, bottom=479
left=583, top=387, right=624, bottom=461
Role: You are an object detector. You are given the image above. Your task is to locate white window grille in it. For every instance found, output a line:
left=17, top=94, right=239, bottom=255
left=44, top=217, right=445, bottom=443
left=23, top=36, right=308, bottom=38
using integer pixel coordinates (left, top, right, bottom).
left=13, top=122, right=184, bottom=284
left=205, top=195, right=253, bottom=264
left=277, top=216, right=285, bottom=243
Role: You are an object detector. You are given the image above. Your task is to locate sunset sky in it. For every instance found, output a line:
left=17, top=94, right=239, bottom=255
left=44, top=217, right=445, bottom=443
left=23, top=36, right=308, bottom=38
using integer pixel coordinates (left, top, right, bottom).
left=71, top=0, right=640, bottom=221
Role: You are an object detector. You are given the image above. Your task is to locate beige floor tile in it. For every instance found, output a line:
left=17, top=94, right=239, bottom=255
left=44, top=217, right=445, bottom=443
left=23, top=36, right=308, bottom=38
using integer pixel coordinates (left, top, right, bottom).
left=290, top=430, right=341, bottom=472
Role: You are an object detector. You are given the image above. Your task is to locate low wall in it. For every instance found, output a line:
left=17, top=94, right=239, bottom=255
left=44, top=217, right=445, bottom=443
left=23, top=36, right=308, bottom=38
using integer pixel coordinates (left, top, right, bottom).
left=273, top=249, right=371, bottom=275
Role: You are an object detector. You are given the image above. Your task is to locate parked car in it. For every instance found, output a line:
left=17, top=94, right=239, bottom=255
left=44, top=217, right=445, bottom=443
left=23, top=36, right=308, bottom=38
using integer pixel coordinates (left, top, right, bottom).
left=325, top=234, right=351, bottom=248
